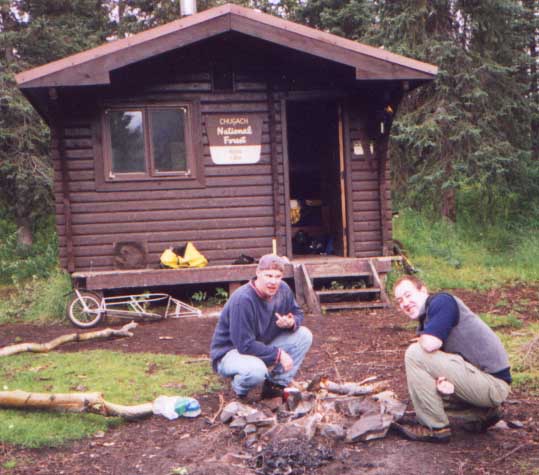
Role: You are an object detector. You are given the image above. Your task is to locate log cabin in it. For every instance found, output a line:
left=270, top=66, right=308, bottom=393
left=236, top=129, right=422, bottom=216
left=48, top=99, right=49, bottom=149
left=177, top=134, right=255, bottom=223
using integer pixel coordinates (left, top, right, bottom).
left=16, top=3, right=437, bottom=312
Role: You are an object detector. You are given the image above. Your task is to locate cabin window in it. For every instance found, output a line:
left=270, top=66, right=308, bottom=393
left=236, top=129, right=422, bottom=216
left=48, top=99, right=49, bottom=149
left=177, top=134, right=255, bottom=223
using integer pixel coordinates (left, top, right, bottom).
left=103, top=104, right=196, bottom=181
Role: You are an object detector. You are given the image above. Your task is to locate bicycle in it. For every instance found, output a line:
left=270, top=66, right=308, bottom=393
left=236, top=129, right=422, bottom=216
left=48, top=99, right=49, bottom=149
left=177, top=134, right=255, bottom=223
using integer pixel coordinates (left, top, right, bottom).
left=65, top=289, right=202, bottom=329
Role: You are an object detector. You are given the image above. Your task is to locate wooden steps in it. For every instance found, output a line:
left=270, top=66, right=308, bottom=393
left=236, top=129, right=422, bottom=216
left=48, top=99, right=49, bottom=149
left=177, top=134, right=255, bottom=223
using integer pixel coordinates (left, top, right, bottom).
left=293, top=258, right=391, bottom=315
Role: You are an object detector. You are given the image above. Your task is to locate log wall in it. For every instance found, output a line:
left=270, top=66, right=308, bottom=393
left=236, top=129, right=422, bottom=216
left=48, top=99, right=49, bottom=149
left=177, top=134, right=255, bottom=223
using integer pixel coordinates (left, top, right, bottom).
left=54, top=72, right=288, bottom=272
left=53, top=77, right=393, bottom=273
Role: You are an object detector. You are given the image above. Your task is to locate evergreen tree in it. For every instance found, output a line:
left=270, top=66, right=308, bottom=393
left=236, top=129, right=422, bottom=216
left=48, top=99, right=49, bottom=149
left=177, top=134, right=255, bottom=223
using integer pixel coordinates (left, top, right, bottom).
left=0, top=1, right=110, bottom=245
left=372, top=0, right=534, bottom=224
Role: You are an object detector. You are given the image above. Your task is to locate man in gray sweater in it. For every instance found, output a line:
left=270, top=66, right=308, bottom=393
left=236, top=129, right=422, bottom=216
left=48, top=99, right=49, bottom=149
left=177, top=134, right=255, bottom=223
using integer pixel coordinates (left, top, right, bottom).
left=392, top=275, right=511, bottom=442
left=210, top=254, right=312, bottom=400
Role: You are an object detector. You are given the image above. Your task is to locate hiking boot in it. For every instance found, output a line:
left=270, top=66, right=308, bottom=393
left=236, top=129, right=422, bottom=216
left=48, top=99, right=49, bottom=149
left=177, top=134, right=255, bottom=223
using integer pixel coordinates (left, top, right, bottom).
left=392, top=422, right=451, bottom=443
left=462, top=406, right=503, bottom=433
left=260, top=380, right=285, bottom=400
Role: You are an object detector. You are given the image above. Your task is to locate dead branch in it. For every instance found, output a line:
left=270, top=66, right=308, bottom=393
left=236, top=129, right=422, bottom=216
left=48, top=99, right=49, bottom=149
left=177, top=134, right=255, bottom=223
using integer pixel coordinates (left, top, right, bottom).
left=325, top=350, right=342, bottom=383
left=210, top=393, right=226, bottom=424
left=521, top=334, right=539, bottom=367
left=492, top=443, right=532, bottom=464
left=0, top=322, right=138, bottom=357
left=0, top=389, right=153, bottom=420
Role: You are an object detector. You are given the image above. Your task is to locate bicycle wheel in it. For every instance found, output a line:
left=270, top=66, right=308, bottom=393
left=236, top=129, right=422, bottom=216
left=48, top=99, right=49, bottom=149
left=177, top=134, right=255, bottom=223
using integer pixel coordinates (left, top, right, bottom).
left=66, top=291, right=103, bottom=328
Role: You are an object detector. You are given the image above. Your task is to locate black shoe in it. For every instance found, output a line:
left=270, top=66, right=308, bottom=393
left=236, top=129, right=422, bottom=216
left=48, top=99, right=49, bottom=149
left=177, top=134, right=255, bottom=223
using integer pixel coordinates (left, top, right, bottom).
left=392, top=422, right=451, bottom=443
left=260, top=380, right=285, bottom=400
left=462, top=406, right=503, bottom=433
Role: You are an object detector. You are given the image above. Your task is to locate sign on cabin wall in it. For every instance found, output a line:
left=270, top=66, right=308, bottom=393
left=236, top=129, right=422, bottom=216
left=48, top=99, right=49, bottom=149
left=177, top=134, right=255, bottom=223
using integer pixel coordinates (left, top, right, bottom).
left=206, top=115, right=262, bottom=164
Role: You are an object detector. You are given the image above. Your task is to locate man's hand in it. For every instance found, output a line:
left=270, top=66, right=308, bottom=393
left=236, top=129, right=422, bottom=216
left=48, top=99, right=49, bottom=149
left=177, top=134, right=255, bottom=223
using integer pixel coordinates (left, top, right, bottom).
left=279, top=350, right=294, bottom=372
left=436, top=376, right=455, bottom=395
left=275, top=312, right=295, bottom=329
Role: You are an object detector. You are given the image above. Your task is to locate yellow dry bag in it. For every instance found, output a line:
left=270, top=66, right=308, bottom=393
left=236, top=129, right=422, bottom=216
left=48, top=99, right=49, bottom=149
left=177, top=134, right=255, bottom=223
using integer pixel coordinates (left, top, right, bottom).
left=160, top=242, right=208, bottom=269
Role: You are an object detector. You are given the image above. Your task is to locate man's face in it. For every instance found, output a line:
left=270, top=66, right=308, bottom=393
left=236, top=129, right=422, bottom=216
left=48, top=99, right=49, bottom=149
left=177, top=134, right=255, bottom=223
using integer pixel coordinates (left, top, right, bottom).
left=255, top=269, right=283, bottom=297
left=394, top=279, right=429, bottom=320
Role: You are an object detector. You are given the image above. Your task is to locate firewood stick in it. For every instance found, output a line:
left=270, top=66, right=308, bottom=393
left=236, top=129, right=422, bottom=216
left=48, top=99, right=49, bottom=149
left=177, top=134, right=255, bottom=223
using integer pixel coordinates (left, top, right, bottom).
left=321, top=379, right=388, bottom=396
left=0, top=322, right=138, bottom=357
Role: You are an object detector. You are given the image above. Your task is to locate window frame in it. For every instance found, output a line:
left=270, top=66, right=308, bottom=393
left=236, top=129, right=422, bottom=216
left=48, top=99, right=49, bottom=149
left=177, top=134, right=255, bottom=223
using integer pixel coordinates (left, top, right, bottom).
left=101, top=101, right=198, bottom=183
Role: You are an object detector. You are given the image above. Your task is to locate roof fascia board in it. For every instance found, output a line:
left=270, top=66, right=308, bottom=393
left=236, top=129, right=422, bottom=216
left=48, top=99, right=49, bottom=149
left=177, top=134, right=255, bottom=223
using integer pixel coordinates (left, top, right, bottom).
left=229, top=4, right=437, bottom=78
left=230, top=14, right=435, bottom=80
left=16, top=6, right=233, bottom=88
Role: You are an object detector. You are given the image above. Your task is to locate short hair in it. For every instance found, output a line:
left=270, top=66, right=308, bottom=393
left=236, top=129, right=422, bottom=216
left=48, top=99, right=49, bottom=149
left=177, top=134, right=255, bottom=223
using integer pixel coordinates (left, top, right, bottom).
left=257, top=254, right=286, bottom=272
left=393, top=275, right=426, bottom=291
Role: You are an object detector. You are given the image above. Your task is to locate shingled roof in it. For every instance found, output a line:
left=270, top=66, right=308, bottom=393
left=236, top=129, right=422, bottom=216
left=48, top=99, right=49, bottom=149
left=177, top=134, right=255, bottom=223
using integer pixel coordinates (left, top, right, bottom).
left=16, top=3, right=437, bottom=89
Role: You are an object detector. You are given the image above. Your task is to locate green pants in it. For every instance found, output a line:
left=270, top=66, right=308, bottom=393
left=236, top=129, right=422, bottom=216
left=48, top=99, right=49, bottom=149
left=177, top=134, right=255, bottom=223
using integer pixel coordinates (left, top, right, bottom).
left=405, top=343, right=510, bottom=429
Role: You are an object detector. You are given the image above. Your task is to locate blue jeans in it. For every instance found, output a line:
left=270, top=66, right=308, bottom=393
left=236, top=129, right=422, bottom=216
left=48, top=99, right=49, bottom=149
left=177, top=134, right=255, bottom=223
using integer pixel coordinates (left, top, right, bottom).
left=217, top=326, right=313, bottom=396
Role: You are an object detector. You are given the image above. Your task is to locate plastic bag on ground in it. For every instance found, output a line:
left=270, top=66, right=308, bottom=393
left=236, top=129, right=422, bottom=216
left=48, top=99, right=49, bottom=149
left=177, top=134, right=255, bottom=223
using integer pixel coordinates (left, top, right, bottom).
left=152, top=396, right=201, bottom=420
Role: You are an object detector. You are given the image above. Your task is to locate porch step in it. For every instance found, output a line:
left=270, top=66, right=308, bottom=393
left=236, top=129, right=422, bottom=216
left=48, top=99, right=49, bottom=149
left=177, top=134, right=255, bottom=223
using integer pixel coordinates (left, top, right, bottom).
left=293, top=258, right=390, bottom=315
left=322, top=301, right=388, bottom=311
left=316, top=287, right=380, bottom=300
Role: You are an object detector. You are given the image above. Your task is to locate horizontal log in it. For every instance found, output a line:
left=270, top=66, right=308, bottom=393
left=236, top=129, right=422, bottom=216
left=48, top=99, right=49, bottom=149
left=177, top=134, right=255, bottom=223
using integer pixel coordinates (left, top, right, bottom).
left=59, top=237, right=273, bottom=258
left=57, top=205, right=275, bottom=225
left=58, top=225, right=275, bottom=246
left=67, top=216, right=275, bottom=236
left=63, top=138, right=93, bottom=149
left=64, top=127, right=92, bottom=138
left=56, top=195, right=274, bottom=214
left=71, top=245, right=272, bottom=269
left=57, top=185, right=273, bottom=204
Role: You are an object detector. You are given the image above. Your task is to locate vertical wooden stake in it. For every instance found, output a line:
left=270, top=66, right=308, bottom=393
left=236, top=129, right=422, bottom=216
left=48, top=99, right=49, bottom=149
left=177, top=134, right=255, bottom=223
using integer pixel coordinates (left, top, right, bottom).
left=272, top=238, right=277, bottom=255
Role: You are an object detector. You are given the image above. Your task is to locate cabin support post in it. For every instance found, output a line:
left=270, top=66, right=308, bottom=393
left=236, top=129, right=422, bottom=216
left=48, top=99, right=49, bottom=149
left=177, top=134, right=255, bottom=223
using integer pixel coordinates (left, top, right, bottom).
left=377, top=135, right=390, bottom=256
left=267, top=82, right=283, bottom=255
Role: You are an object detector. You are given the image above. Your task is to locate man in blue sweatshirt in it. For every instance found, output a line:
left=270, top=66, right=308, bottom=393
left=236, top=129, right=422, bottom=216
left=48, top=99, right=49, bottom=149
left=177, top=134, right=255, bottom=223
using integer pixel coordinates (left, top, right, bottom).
left=393, top=275, right=511, bottom=442
left=210, top=254, right=312, bottom=399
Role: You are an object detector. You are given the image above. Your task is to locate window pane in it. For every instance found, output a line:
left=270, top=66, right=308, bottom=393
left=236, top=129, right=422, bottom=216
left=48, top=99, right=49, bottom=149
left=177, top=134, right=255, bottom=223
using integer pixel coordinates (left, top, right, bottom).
left=109, top=111, right=145, bottom=173
left=151, top=109, right=187, bottom=172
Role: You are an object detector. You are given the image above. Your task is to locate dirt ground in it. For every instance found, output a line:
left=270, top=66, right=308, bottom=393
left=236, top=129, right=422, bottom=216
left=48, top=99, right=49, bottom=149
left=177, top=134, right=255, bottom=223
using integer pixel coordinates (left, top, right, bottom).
left=1, top=284, right=539, bottom=475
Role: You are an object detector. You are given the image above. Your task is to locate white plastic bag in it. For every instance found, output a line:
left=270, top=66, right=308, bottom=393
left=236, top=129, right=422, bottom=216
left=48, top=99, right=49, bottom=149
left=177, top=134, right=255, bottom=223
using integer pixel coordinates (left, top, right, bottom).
left=152, top=396, right=201, bottom=420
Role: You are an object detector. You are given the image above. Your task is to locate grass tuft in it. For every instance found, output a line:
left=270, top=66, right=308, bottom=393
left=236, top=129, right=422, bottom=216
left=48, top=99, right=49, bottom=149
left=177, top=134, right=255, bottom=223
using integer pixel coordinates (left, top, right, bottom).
left=0, top=350, right=222, bottom=447
left=480, top=313, right=524, bottom=329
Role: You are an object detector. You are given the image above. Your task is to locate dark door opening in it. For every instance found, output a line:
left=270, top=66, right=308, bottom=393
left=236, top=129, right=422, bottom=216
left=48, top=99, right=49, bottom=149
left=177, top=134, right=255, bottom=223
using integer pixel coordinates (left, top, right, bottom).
left=286, top=100, right=346, bottom=257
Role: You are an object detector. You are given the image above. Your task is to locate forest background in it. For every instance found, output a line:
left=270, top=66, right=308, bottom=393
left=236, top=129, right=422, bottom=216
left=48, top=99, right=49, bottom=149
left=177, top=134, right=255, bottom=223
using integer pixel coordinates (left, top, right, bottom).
left=1, top=0, right=539, bottom=320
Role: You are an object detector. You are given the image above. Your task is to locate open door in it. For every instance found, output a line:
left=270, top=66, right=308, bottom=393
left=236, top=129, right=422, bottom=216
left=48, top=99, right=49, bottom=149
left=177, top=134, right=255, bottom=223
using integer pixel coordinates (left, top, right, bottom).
left=286, top=99, right=347, bottom=257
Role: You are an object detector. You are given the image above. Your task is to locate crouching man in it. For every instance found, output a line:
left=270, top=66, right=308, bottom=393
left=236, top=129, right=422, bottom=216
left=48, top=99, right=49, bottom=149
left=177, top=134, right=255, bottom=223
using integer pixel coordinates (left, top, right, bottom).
left=210, top=254, right=312, bottom=400
left=393, top=275, right=511, bottom=442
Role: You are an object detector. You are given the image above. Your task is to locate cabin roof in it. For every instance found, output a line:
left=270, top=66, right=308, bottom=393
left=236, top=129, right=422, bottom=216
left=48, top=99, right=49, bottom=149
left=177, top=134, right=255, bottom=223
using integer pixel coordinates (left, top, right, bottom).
left=16, top=3, right=437, bottom=90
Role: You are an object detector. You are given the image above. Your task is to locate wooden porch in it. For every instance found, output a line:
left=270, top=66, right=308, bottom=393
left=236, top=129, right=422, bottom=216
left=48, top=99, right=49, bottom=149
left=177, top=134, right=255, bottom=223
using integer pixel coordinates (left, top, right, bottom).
left=72, top=256, right=396, bottom=314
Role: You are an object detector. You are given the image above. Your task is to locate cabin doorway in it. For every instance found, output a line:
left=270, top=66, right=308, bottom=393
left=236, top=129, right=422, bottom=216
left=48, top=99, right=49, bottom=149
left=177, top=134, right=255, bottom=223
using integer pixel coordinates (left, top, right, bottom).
left=286, top=99, right=347, bottom=258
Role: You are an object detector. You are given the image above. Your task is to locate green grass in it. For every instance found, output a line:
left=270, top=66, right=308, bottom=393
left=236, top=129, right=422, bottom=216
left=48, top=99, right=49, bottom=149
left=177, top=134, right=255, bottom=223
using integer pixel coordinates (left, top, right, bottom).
left=0, top=270, right=71, bottom=325
left=2, top=459, right=18, bottom=470
left=393, top=209, right=539, bottom=290
left=498, top=324, right=539, bottom=394
left=0, top=350, right=222, bottom=448
left=480, top=313, right=524, bottom=329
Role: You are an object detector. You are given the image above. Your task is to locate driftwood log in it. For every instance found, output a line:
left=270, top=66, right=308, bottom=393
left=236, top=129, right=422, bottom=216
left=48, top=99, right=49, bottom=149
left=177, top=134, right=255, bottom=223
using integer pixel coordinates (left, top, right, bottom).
left=0, top=389, right=153, bottom=420
left=0, top=322, right=138, bottom=357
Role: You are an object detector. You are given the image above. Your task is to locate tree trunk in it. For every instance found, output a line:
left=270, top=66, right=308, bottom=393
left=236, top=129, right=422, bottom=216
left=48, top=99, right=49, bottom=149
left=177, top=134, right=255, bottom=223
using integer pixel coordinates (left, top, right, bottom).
left=16, top=216, right=33, bottom=247
left=524, top=0, right=539, bottom=160
left=441, top=188, right=456, bottom=222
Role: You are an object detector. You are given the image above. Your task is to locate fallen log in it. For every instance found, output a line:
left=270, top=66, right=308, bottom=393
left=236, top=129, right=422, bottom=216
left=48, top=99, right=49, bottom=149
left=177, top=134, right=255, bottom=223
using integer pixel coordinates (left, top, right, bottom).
left=0, top=389, right=153, bottom=420
left=0, top=322, right=138, bottom=357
